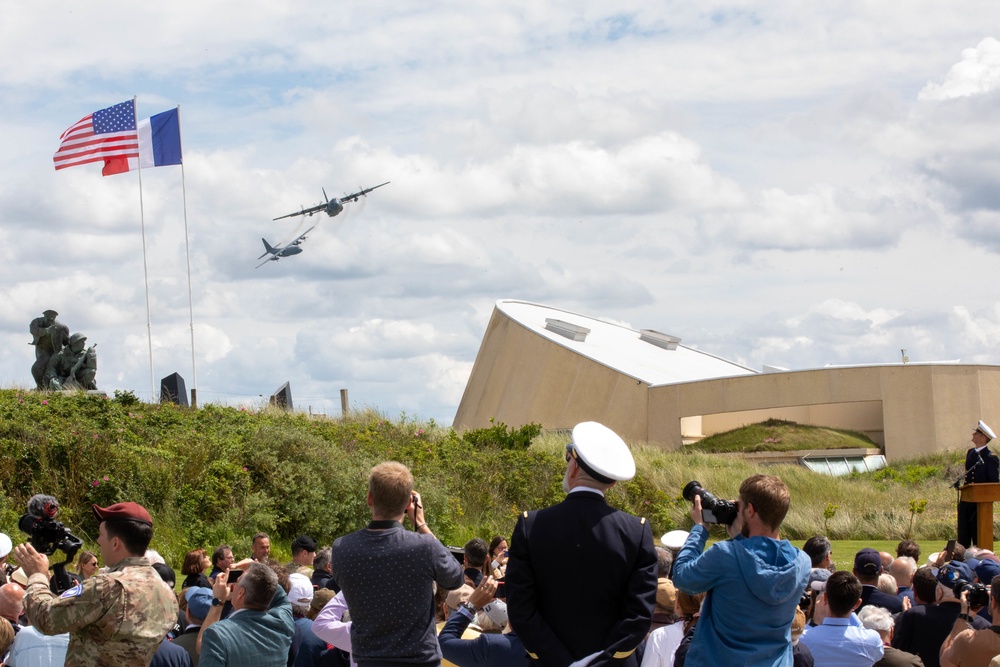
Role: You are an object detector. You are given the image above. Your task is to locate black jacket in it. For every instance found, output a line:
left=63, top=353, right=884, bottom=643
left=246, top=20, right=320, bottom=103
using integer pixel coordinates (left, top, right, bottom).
left=506, top=491, right=657, bottom=667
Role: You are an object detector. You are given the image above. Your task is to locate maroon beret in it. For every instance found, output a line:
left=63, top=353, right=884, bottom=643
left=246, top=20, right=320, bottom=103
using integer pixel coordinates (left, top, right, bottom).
left=92, top=502, right=153, bottom=526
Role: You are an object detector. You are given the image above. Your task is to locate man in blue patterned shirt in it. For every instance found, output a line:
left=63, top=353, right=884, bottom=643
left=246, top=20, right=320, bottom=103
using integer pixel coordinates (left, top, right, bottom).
left=330, top=461, right=464, bottom=667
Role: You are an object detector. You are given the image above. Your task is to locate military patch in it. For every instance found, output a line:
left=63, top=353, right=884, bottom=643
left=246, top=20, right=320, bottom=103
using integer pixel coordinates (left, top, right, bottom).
left=60, top=583, right=83, bottom=598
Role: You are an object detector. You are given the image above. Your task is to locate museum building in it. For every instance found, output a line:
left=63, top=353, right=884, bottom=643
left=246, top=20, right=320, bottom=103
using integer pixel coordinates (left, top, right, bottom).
left=454, top=300, right=1000, bottom=465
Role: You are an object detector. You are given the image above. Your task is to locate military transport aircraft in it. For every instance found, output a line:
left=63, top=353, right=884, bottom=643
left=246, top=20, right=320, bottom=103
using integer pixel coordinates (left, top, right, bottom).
left=272, top=181, right=390, bottom=221
left=255, top=226, right=315, bottom=268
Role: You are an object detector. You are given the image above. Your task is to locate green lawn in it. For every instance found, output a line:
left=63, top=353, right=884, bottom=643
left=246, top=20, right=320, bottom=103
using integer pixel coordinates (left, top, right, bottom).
left=698, top=539, right=945, bottom=570
left=826, top=539, right=943, bottom=570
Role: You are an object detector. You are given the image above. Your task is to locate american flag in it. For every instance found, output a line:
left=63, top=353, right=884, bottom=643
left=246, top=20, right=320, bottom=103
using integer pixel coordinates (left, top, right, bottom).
left=53, top=100, right=139, bottom=171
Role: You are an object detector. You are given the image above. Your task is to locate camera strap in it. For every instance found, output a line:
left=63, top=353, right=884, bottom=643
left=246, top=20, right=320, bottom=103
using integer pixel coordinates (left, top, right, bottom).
left=990, top=626, right=1000, bottom=635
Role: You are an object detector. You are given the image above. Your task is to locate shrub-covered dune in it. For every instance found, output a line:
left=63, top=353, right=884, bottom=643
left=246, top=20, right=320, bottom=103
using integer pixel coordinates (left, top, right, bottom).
left=0, top=389, right=972, bottom=567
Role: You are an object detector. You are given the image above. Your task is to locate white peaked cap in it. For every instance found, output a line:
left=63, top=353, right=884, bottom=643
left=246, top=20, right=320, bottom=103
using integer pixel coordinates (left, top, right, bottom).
left=570, top=421, right=636, bottom=482
left=661, top=530, right=690, bottom=550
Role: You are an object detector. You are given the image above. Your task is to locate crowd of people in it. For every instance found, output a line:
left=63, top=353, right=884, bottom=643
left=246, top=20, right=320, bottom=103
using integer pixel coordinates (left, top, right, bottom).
left=0, top=420, right=999, bottom=667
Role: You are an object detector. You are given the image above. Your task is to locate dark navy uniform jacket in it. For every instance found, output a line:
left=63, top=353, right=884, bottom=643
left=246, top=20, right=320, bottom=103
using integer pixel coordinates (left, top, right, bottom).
left=506, top=490, right=657, bottom=667
left=965, top=446, right=1000, bottom=484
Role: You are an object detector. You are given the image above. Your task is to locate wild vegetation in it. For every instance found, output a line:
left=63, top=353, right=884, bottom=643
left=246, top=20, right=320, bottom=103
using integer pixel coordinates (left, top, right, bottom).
left=688, top=418, right=878, bottom=453
left=0, top=389, right=975, bottom=569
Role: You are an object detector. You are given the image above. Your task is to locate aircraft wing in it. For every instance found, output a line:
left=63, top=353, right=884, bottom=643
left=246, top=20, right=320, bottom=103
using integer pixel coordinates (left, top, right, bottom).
left=291, top=226, right=316, bottom=245
left=339, top=181, right=390, bottom=203
left=255, top=257, right=277, bottom=269
left=273, top=202, right=327, bottom=221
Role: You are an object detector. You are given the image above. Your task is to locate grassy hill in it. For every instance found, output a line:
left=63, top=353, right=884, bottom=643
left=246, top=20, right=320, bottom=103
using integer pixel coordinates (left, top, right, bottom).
left=0, top=389, right=974, bottom=569
left=688, top=418, right=878, bottom=453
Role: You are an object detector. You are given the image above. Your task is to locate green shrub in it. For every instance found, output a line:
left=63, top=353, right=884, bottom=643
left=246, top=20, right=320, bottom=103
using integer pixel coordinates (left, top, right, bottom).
left=0, top=389, right=978, bottom=566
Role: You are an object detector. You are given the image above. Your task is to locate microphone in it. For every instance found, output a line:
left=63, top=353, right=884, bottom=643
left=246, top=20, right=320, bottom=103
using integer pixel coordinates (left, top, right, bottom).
left=954, top=455, right=986, bottom=489
left=27, top=494, right=60, bottom=519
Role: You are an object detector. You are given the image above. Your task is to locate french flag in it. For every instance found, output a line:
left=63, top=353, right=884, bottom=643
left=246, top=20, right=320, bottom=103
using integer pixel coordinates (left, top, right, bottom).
left=103, top=108, right=182, bottom=176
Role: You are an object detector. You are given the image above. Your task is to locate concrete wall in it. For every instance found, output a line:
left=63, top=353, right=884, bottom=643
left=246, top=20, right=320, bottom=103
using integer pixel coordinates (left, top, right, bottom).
left=652, top=365, right=1000, bottom=460
left=453, top=307, right=650, bottom=440
left=455, top=306, right=1000, bottom=461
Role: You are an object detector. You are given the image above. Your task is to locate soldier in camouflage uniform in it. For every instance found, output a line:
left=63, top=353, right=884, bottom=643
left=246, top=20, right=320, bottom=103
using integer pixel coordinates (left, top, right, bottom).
left=13, top=501, right=178, bottom=667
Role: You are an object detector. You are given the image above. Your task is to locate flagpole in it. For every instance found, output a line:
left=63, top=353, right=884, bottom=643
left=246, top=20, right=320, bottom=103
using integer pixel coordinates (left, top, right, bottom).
left=133, top=96, right=157, bottom=400
left=176, top=105, right=198, bottom=408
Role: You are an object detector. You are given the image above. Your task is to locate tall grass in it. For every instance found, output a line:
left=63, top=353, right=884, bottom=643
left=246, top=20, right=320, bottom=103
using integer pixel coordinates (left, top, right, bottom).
left=0, top=389, right=976, bottom=569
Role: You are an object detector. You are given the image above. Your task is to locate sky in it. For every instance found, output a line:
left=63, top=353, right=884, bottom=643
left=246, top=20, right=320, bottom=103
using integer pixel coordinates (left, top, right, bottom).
left=2, top=2, right=1000, bottom=422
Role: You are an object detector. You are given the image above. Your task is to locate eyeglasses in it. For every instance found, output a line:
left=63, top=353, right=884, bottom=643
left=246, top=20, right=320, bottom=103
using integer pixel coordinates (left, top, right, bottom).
left=565, top=444, right=576, bottom=463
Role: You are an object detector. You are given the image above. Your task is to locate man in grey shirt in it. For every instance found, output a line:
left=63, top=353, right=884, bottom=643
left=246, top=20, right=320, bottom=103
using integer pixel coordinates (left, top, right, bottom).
left=331, top=461, right=464, bottom=667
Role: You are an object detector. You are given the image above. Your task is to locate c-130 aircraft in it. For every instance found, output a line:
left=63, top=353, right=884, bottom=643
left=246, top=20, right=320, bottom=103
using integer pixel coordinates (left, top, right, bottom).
left=256, top=181, right=390, bottom=268
left=255, top=226, right=315, bottom=268
left=272, top=181, right=389, bottom=221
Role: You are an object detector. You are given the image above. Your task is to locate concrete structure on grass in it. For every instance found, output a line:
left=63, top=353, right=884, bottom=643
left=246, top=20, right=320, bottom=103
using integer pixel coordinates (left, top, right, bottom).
left=454, top=300, right=1000, bottom=462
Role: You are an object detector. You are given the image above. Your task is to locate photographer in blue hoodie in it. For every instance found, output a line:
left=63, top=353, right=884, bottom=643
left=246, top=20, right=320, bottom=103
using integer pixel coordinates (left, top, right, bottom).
left=672, top=474, right=810, bottom=667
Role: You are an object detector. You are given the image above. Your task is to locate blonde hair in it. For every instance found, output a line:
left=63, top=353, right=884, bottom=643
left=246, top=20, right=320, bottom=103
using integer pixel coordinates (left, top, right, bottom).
left=75, top=550, right=97, bottom=575
left=0, top=615, right=12, bottom=656
left=790, top=607, right=806, bottom=644
left=369, top=461, right=414, bottom=516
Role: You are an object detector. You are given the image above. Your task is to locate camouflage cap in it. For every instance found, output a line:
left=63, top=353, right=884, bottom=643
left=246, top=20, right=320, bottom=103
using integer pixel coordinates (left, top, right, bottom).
left=92, top=502, right=153, bottom=526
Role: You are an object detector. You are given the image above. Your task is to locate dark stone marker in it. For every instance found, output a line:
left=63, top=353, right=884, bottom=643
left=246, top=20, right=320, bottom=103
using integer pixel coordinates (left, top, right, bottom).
left=270, top=381, right=293, bottom=411
left=160, top=372, right=189, bottom=406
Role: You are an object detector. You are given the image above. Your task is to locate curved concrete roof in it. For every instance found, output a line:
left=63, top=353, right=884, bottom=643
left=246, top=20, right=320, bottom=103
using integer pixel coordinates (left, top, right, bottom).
left=497, top=299, right=757, bottom=386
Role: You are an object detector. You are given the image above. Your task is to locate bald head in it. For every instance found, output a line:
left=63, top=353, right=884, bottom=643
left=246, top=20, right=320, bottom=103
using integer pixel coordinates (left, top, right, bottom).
left=880, top=552, right=894, bottom=569
left=890, top=557, right=917, bottom=588
left=0, top=583, right=24, bottom=622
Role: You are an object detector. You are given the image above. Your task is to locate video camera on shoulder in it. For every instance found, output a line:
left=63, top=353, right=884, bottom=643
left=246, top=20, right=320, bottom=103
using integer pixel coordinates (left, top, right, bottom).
left=682, top=481, right=739, bottom=526
left=18, top=494, right=83, bottom=557
left=18, top=494, right=83, bottom=594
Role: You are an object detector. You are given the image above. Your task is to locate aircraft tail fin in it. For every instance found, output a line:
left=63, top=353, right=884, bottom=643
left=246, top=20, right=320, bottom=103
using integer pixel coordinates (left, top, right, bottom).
left=258, top=238, right=276, bottom=259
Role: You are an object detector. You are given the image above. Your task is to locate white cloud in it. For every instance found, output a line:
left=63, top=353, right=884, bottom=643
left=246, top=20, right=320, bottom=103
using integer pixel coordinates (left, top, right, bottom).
left=919, top=38, right=1000, bottom=100
left=3, top=4, right=1000, bottom=422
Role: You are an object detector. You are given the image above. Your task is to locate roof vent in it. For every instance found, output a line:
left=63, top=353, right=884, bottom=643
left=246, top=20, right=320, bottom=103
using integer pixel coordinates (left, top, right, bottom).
left=545, top=318, right=590, bottom=342
left=639, top=329, right=681, bottom=350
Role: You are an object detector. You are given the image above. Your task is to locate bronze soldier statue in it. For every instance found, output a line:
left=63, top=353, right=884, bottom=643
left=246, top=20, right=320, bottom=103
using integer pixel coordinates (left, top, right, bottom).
left=29, top=310, right=70, bottom=390
left=45, top=333, right=97, bottom=391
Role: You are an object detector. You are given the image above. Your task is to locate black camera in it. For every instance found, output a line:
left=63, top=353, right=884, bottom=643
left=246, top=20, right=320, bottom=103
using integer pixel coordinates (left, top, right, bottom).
left=682, top=481, right=739, bottom=526
left=18, top=494, right=83, bottom=557
left=957, top=581, right=990, bottom=609
left=18, top=494, right=83, bottom=594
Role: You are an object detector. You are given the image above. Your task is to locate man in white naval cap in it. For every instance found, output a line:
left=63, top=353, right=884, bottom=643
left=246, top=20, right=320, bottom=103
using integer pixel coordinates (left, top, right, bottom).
left=958, top=420, right=999, bottom=547
left=506, top=422, right=657, bottom=667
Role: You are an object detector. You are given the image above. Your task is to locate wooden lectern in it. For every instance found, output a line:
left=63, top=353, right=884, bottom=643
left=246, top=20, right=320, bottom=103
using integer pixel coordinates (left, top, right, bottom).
left=960, top=482, right=1000, bottom=551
